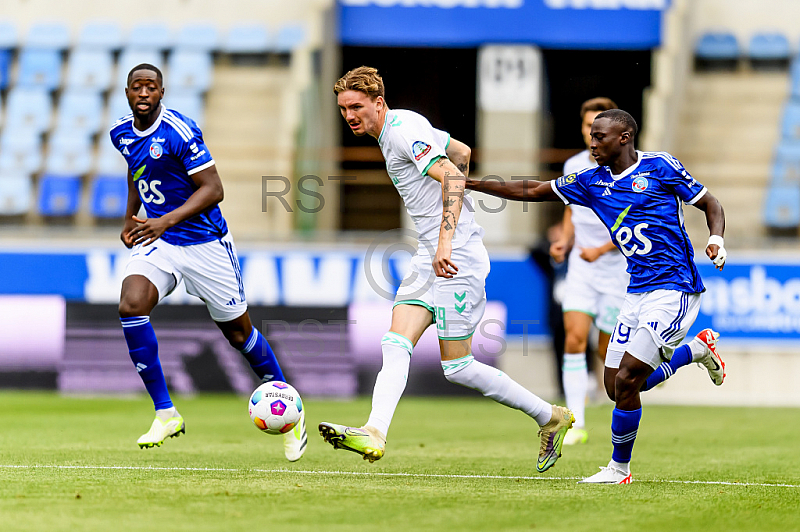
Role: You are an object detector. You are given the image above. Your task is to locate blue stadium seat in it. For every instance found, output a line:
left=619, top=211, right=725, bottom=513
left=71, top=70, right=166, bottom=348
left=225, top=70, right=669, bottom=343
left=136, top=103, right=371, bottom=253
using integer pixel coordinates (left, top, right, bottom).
left=90, top=175, right=128, bottom=218
left=167, top=50, right=212, bottom=93
left=224, top=24, right=269, bottom=53
left=0, top=49, right=11, bottom=89
left=38, top=174, right=81, bottom=216
left=4, top=88, right=52, bottom=134
left=695, top=32, right=739, bottom=60
left=0, top=21, right=18, bottom=49
left=116, top=48, right=164, bottom=89
left=96, top=136, right=128, bottom=175
left=26, top=22, right=71, bottom=50
left=66, top=49, right=113, bottom=90
left=163, top=91, right=204, bottom=126
left=782, top=102, right=800, bottom=140
left=55, top=90, right=104, bottom=136
left=275, top=24, right=306, bottom=53
left=0, top=131, right=43, bottom=173
left=175, top=23, right=219, bottom=52
left=776, top=140, right=800, bottom=163
left=126, top=23, right=172, bottom=51
left=749, top=32, right=791, bottom=61
left=764, top=185, right=800, bottom=229
left=0, top=172, right=33, bottom=216
left=17, top=49, right=62, bottom=89
left=45, top=133, right=94, bottom=176
left=77, top=22, right=123, bottom=50
left=107, top=93, right=132, bottom=124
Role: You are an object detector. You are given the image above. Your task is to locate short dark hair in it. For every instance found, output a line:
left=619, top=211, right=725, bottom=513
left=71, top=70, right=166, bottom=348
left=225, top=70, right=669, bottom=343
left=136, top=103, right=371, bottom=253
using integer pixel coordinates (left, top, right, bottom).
left=127, top=63, right=163, bottom=87
left=595, top=109, right=638, bottom=138
left=580, top=97, right=617, bottom=119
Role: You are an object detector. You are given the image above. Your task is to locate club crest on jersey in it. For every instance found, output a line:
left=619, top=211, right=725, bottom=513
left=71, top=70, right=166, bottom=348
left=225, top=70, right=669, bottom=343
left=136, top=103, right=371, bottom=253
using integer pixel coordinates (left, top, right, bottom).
left=632, top=176, right=648, bottom=193
left=412, top=141, right=431, bottom=161
left=149, top=142, right=163, bottom=159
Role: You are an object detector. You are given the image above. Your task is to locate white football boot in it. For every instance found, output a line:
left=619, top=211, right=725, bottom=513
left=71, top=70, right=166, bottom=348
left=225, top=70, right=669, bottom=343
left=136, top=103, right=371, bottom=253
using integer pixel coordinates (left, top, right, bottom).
left=283, top=408, right=307, bottom=462
left=137, top=410, right=185, bottom=449
left=578, top=461, right=632, bottom=484
left=692, top=328, right=726, bottom=386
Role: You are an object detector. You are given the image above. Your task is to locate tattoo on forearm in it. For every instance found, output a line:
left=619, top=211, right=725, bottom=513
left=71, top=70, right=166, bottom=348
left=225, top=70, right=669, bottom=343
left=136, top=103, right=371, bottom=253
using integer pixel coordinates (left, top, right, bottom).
left=457, top=163, right=468, bottom=173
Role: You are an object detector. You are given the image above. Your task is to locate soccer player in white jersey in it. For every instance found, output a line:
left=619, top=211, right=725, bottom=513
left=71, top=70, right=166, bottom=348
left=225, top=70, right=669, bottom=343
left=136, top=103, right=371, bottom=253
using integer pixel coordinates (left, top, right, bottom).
left=549, top=97, right=629, bottom=446
left=318, top=66, right=574, bottom=472
left=111, top=64, right=307, bottom=460
left=466, top=109, right=727, bottom=484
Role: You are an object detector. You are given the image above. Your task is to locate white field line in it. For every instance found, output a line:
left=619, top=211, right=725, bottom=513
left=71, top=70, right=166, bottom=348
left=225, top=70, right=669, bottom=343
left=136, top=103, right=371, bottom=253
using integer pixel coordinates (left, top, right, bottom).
left=0, top=464, right=798, bottom=489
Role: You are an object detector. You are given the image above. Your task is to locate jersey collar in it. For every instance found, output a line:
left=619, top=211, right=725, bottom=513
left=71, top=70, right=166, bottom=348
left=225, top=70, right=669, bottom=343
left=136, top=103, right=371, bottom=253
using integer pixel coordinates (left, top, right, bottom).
left=377, top=110, right=391, bottom=146
left=609, top=150, right=643, bottom=181
left=132, top=104, right=165, bottom=137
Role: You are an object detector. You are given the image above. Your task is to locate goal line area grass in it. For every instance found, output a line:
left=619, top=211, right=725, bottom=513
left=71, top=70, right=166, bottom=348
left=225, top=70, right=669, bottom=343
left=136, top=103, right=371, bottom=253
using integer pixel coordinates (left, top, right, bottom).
left=0, top=392, right=798, bottom=532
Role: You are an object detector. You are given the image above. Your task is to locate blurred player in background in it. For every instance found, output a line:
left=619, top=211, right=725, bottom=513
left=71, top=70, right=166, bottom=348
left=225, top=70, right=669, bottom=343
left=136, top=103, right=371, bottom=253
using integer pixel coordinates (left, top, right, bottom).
left=549, top=97, right=628, bottom=446
left=466, top=109, right=727, bottom=484
left=112, top=64, right=307, bottom=461
left=319, top=66, right=574, bottom=473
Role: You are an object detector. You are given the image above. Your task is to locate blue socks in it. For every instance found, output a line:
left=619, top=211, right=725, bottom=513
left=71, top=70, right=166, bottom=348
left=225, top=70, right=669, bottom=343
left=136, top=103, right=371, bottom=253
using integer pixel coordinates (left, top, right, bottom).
left=640, top=344, right=693, bottom=392
left=240, top=327, right=285, bottom=382
left=120, top=316, right=173, bottom=410
left=611, top=407, right=642, bottom=464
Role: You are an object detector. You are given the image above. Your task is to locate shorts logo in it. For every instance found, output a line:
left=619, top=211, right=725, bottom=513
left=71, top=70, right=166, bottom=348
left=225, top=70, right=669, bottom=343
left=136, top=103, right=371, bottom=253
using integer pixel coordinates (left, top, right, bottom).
left=632, top=176, right=648, bottom=193
left=454, top=291, right=466, bottom=314
left=149, top=143, right=163, bottom=159
left=412, top=141, right=431, bottom=161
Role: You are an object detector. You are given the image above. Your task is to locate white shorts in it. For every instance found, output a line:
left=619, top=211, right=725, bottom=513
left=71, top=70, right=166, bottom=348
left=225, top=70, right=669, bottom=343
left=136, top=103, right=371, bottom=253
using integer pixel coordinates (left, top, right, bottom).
left=124, top=232, right=248, bottom=322
left=561, top=269, right=627, bottom=334
left=394, top=234, right=489, bottom=340
left=606, top=290, right=701, bottom=370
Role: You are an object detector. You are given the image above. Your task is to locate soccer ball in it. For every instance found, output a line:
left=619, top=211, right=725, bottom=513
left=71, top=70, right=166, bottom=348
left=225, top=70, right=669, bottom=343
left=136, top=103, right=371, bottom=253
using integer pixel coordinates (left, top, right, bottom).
left=248, top=381, right=303, bottom=435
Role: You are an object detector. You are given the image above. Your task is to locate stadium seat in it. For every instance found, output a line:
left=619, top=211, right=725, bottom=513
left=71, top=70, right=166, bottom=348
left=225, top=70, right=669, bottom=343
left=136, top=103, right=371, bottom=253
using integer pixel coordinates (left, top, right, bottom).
left=45, top=132, right=94, bottom=176
left=4, top=88, right=52, bottom=134
left=107, top=93, right=132, bottom=124
left=776, top=140, right=800, bottom=163
left=96, top=136, right=128, bottom=175
left=116, top=48, right=164, bottom=89
left=26, top=22, right=71, bottom=50
left=163, top=91, right=204, bottom=127
left=167, top=50, right=212, bottom=93
left=695, top=32, right=739, bottom=60
left=66, top=49, right=113, bottom=90
left=17, top=49, right=63, bottom=90
left=90, top=175, right=128, bottom=218
left=274, top=24, right=306, bottom=53
left=223, top=24, right=269, bottom=53
left=782, top=102, right=800, bottom=140
left=37, top=174, right=81, bottom=216
left=77, top=22, right=123, bottom=50
left=0, top=131, right=43, bottom=173
left=0, top=21, right=17, bottom=49
left=764, top=184, right=800, bottom=229
left=126, top=23, right=172, bottom=51
left=55, top=90, right=104, bottom=136
left=0, top=49, right=11, bottom=89
left=175, top=23, right=219, bottom=52
left=749, top=32, right=791, bottom=61
left=0, top=172, right=33, bottom=216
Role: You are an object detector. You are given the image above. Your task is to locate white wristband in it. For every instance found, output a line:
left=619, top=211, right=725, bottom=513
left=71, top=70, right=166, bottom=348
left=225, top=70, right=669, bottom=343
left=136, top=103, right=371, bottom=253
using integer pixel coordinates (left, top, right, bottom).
left=707, top=235, right=724, bottom=247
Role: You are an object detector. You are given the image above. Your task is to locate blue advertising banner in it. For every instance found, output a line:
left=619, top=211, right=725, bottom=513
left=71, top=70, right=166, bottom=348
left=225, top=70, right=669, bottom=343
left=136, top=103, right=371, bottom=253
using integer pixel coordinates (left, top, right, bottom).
left=338, top=0, right=669, bottom=49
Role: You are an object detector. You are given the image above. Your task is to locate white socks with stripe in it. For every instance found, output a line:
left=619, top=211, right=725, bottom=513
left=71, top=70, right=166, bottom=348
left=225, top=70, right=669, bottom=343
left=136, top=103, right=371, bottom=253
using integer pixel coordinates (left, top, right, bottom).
left=366, top=332, right=413, bottom=437
left=442, top=354, right=552, bottom=426
left=562, top=353, right=588, bottom=428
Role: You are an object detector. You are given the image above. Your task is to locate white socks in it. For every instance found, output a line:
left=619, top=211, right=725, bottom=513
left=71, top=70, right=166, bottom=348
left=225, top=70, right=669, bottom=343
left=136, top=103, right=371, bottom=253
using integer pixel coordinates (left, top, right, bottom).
left=610, top=459, right=630, bottom=474
left=156, top=406, right=178, bottom=422
left=442, top=354, right=552, bottom=426
left=365, top=332, right=413, bottom=436
left=562, top=353, right=588, bottom=428
left=688, top=336, right=708, bottom=362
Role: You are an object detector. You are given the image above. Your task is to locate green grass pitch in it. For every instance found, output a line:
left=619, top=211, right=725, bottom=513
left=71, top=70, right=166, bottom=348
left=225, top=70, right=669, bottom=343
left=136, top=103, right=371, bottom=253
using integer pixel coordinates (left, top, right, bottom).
left=0, top=392, right=798, bottom=532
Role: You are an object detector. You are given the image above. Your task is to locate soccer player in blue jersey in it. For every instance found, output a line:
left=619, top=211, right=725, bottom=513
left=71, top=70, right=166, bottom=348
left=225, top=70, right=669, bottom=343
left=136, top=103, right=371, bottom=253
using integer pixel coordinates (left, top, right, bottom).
left=466, top=109, right=727, bottom=484
left=111, top=64, right=307, bottom=461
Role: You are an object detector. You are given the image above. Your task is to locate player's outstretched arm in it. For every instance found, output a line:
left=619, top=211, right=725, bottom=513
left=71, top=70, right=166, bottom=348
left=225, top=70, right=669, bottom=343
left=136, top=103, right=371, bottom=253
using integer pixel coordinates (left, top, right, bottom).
left=465, top=176, right=559, bottom=202
left=445, top=138, right=471, bottom=177
left=129, top=165, right=224, bottom=247
left=427, top=157, right=465, bottom=278
left=693, top=191, right=727, bottom=270
left=121, top=168, right=142, bottom=249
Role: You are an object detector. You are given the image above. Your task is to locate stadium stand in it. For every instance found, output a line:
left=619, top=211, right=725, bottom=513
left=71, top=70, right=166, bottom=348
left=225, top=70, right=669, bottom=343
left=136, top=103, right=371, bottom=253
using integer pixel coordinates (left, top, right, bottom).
left=163, top=91, right=205, bottom=126
left=55, top=90, right=105, bottom=136
left=4, top=87, right=53, bottom=134
left=175, top=23, right=219, bottom=52
left=0, top=172, right=33, bottom=216
left=115, top=48, right=164, bottom=89
left=781, top=102, right=800, bottom=140
left=37, top=174, right=82, bottom=217
left=275, top=24, right=306, bottom=53
left=0, top=21, right=17, bottom=49
left=77, top=21, right=123, bottom=51
left=167, top=50, right=213, bottom=93
left=748, top=32, right=791, bottom=69
left=126, top=23, right=172, bottom=51
left=17, top=49, right=63, bottom=90
left=44, top=132, right=94, bottom=176
left=89, top=175, right=128, bottom=218
left=223, top=24, right=270, bottom=53
left=695, top=31, right=739, bottom=70
left=66, top=49, right=114, bottom=91
left=0, top=131, right=43, bottom=173
left=26, top=22, right=71, bottom=50
left=764, top=184, right=800, bottom=228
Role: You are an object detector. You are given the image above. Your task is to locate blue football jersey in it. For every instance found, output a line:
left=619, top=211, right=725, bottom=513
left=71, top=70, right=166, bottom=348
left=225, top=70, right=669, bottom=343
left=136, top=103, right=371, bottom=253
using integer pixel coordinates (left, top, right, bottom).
left=109, top=104, right=227, bottom=246
left=551, top=151, right=706, bottom=294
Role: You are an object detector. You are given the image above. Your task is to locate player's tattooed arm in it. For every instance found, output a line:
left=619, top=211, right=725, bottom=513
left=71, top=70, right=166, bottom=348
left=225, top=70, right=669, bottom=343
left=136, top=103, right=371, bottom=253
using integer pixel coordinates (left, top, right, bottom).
left=445, top=138, right=471, bottom=177
left=464, top=176, right=559, bottom=202
left=427, top=157, right=465, bottom=278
